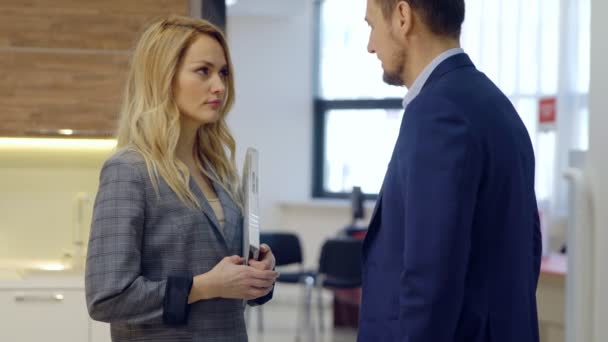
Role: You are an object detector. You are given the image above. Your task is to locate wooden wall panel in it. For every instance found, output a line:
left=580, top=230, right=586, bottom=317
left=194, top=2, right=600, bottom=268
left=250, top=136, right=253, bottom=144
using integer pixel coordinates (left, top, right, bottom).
left=0, top=0, right=191, bottom=137
left=0, top=0, right=189, bottom=50
left=0, top=50, right=129, bottom=136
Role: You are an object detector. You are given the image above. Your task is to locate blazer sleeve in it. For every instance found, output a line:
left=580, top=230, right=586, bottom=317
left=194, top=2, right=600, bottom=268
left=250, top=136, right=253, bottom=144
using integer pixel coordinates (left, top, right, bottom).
left=533, top=202, right=542, bottom=287
left=247, top=285, right=275, bottom=306
left=85, top=156, right=191, bottom=325
left=396, top=97, right=482, bottom=341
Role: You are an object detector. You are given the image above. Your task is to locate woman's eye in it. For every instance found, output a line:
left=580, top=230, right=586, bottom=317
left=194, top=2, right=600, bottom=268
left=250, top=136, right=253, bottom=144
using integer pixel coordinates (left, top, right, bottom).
left=220, top=68, right=230, bottom=77
left=197, top=67, right=210, bottom=75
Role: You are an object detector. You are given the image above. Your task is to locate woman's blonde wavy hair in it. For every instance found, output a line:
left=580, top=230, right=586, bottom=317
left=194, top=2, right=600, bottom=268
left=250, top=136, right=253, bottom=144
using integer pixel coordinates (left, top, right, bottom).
left=116, top=15, right=241, bottom=209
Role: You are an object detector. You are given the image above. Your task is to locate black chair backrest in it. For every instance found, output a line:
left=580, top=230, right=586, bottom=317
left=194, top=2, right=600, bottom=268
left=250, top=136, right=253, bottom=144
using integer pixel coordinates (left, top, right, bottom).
left=318, top=237, right=363, bottom=282
left=260, top=232, right=303, bottom=266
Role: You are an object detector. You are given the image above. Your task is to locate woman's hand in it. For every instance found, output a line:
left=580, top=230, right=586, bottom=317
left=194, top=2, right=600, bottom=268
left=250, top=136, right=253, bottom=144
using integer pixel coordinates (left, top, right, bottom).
left=248, top=244, right=276, bottom=271
left=189, top=255, right=278, bottom=303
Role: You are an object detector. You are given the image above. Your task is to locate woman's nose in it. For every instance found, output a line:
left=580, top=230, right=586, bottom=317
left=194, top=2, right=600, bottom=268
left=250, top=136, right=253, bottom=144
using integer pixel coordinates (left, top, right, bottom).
left=211, top=74, right=226, bottom=95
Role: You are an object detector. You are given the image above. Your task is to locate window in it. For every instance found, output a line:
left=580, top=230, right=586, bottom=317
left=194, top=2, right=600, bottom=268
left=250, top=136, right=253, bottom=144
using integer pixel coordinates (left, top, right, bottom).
left=314, top=0, right=590, bottom=210
left=313, top=0, right=403, bottom=199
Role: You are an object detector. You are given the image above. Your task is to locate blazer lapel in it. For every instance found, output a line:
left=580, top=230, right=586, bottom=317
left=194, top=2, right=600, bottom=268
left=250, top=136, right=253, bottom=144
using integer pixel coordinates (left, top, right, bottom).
left=212, top=181, right=240, bottom=249
left=362, top=189, right=383, bottom=260
left=188, top=177, right=227, bottom=244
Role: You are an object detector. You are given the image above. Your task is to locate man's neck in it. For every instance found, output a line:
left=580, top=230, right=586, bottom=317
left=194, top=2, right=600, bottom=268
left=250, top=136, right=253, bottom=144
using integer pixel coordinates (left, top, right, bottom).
left=403, top=36, right=460, bottom=88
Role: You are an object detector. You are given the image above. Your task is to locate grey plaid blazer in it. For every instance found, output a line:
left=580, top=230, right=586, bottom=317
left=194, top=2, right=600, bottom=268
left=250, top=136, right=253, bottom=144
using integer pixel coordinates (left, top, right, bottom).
left=85, top=149, right=263, bottom=342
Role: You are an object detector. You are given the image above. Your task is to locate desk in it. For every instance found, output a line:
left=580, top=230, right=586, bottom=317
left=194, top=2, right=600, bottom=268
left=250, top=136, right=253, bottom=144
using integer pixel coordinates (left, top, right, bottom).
left=537, top=254, right=566, bottom=342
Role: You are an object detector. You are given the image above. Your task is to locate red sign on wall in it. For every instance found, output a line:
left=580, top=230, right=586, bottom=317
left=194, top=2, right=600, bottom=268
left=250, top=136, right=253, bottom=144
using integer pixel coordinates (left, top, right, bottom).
left=539, top=97, right=557, bottom=125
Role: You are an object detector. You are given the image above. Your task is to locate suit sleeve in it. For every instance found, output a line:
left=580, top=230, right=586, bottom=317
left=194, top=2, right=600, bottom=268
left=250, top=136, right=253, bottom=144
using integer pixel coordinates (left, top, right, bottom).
left=85, top=157, right=191, bottom=325
left=396, top=98, right=481, bottom=341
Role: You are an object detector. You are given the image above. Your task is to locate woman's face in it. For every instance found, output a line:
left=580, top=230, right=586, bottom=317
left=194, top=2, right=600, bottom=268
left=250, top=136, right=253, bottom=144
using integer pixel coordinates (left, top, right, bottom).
left=174, top=34, right=229, bottom=127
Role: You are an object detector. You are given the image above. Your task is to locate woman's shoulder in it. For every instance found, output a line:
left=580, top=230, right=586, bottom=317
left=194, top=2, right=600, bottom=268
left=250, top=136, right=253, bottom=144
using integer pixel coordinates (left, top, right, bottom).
left=101, top=147, right=148, bottom=176
left=105, top=147, right=145, bottom=165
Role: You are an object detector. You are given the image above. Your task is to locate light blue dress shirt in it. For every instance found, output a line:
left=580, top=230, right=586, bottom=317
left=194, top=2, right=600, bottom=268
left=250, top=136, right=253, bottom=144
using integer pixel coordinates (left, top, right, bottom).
left=402, top=48, right=465, bottom=110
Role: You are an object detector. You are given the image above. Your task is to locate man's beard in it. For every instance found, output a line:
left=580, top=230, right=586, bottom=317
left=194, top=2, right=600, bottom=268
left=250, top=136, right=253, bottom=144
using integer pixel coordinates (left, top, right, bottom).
left=382, top=43, right=405, bottom=86
left=382, top=69, right=404, bottom=86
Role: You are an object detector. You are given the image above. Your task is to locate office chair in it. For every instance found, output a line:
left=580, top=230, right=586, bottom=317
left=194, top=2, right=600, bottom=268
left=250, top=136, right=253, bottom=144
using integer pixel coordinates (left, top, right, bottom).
left=314, top=237, right=363, bottom=334
left=253, top=231, right=315, bottom=341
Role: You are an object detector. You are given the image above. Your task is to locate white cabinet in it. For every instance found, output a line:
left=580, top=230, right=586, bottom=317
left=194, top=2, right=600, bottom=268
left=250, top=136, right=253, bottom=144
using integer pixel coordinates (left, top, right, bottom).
left=90, top=319, right=112, bottom=342
left=0, top=277, right=111, bottom=342
left=0, top=288, right=89, bottom=341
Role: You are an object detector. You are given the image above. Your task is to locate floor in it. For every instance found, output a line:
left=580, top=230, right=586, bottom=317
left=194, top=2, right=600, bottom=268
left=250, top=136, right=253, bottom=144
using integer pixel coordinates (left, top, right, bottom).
left=246, top=284, right=358, bottom=342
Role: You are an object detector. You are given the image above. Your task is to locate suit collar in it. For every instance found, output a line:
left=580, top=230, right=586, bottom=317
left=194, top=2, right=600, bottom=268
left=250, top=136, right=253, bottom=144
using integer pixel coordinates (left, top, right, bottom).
left=402, top=48, right=464, bottom=109
left=423, top=53, right=475, bottom=91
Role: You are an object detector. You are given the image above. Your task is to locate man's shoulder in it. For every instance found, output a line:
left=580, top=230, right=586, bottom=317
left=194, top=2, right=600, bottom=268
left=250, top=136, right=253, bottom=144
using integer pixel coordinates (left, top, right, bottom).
left=404, top=92, right=464, bottom=120
left=411, top=67, right=509, bottom=116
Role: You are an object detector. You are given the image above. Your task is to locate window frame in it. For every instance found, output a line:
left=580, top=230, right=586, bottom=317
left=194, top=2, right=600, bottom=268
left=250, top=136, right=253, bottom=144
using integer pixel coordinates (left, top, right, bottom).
left=311, top=0, right=404, bottom=199
left=312, top=98, right=403, bottom=199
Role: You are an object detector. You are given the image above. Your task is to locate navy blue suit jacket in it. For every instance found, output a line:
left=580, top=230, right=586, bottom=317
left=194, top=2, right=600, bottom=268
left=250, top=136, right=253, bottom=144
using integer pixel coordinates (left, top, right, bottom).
left=358, top=53, right=541, bottom=342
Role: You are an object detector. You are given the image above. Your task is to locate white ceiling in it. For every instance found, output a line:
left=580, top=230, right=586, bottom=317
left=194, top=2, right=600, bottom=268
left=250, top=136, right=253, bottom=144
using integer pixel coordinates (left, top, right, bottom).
left=227, top=0, right=309, bottom=17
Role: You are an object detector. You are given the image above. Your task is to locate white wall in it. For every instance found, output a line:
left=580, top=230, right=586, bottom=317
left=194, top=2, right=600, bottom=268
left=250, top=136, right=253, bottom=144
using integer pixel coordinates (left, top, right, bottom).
left=226, top=2, right=374, bottom=267
left=587, top=0, right=608, bottom=340
left=0, top=142, right=112, bottom=265
left=227, top=5, right=315, bottom=228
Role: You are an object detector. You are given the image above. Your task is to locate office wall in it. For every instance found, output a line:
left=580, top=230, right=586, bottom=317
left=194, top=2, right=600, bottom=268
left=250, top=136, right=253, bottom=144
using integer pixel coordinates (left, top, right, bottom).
left=0, top=142, right=113, bottom=263
left=227, top=2, right=360, bottom=265
left=227, top=3, right=315, bottom=223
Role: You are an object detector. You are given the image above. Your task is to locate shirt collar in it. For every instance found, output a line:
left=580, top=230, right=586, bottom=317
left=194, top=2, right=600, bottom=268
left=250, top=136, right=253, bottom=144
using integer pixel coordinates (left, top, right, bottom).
left=402, top=48, right=465, bottom=109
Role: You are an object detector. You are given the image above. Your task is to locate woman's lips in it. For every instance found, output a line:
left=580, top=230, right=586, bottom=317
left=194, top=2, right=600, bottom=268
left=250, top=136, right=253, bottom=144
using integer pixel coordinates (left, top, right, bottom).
left=206, top=100, right=221, bottom=109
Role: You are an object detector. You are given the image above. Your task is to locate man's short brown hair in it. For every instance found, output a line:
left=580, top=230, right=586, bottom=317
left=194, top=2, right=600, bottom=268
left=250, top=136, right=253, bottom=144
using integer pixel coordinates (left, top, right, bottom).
left=375, top=0, right=465, bottom=38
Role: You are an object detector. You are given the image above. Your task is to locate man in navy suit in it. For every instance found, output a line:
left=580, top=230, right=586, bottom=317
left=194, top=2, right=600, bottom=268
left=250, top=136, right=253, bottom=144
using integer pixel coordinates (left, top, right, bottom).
left=358, top=1, right=541, bottom=341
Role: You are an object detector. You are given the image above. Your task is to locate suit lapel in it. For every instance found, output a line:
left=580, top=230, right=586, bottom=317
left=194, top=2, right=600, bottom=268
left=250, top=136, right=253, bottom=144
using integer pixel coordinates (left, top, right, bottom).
left=363, top=189, right=383, bottom=260
left=212, top=181, right=240, bottom=249
left=188, top=177, right=227, bottom=245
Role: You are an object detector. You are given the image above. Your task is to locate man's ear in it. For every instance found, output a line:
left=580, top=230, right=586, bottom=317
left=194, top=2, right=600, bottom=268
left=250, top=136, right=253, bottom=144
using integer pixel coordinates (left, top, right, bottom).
left=393, top=1, right=414, bottom=37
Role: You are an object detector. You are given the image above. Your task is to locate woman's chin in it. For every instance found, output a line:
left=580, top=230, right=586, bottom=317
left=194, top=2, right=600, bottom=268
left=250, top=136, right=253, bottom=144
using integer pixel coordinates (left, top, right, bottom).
left=183, top=111, right=221, bottom=126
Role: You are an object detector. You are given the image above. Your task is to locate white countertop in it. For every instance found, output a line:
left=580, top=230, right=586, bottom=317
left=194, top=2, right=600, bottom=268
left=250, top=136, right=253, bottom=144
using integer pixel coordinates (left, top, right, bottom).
left=0, top=259, right=84, bottom=289
left=0, top=258, right=65, bottom=271
left=0, top=275, right=84, bottom=290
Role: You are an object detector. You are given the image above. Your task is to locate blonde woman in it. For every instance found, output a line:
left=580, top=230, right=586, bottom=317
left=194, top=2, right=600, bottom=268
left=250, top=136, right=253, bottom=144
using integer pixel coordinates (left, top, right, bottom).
left=85, top=16, right=278, bottom=341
